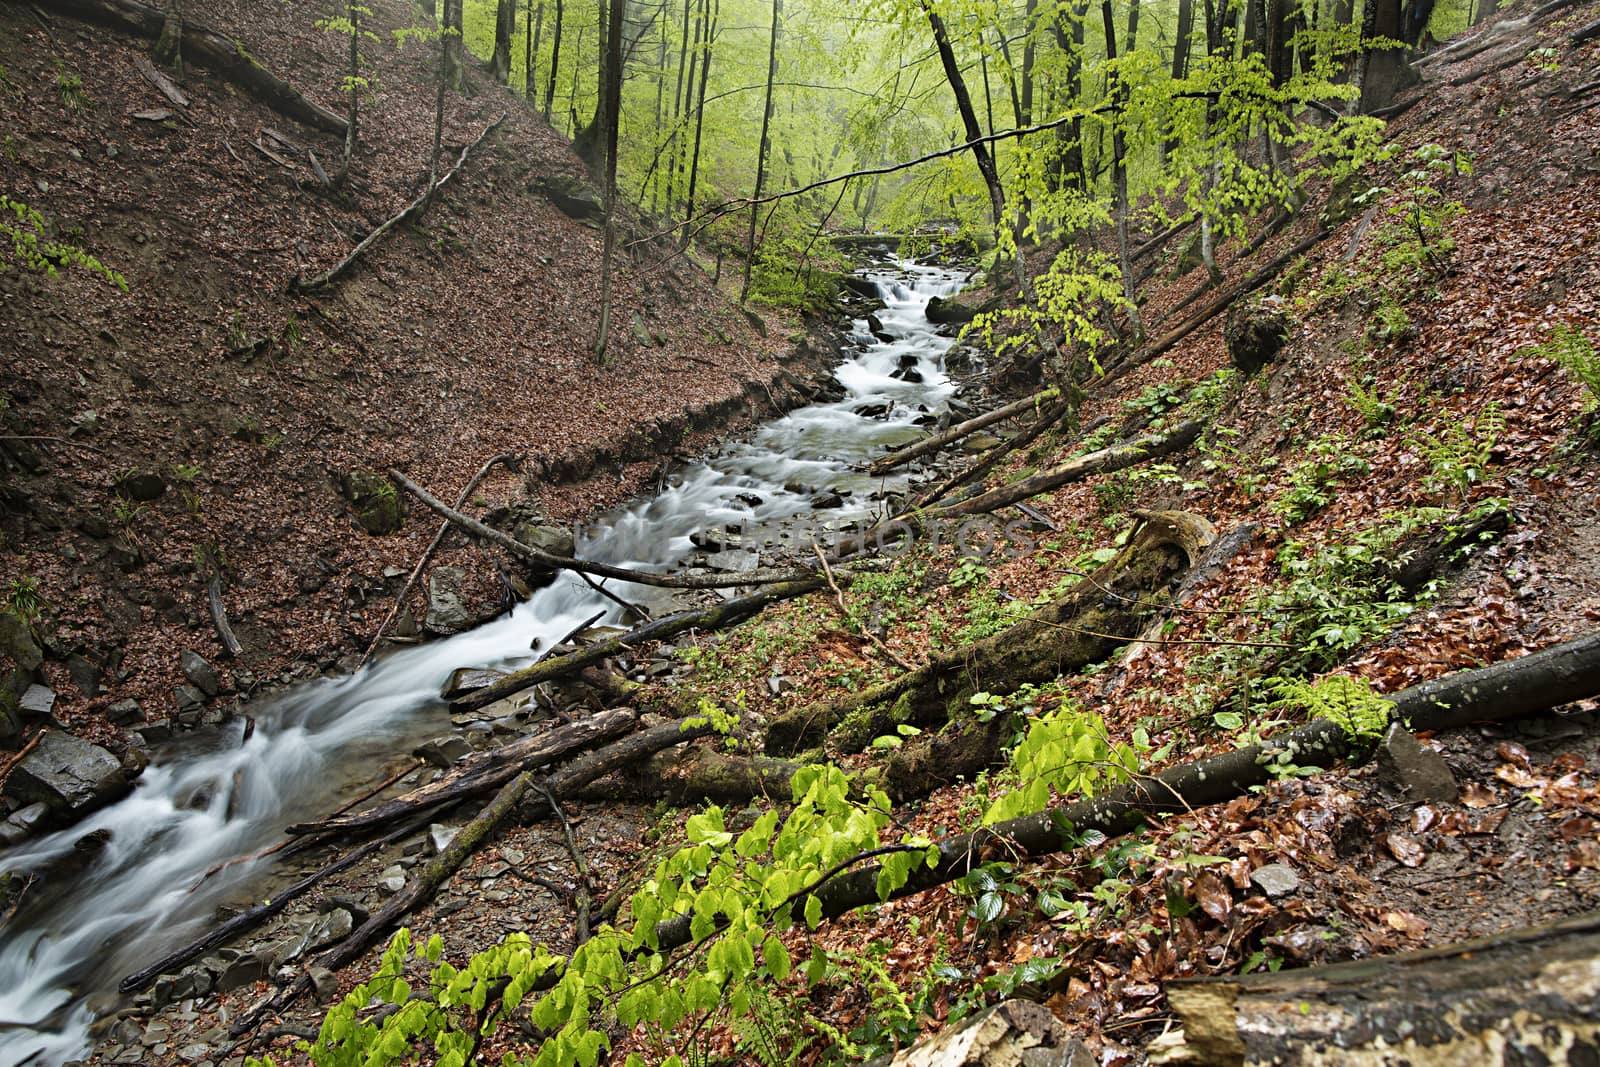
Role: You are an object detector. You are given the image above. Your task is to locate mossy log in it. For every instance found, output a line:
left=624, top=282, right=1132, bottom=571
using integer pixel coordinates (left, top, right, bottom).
left=39, top=0, right=348, bottom=133
left=658, top=630, right=1600, bottom=954
left=574, top=746, right=806, bottom=804
left=767, top=511, right=1216, bottom=755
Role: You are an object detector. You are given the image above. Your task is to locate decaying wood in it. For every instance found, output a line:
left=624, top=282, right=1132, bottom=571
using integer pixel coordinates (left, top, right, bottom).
left=574, top=746, right=805, bottom=804
left=768, top=511, right=1216, bottom=755
left=1152, top=910, right=1600, bottom=1065
left=389, top=468, right=817, bottom=590
left=133, top=52, right=188, bottom=107
left=450, top=576, right=826, bottom=712
left=285, top=707, right=637, bottom=836
left=292, top=114, right=508, bottom=293
left=910, top=395, right=1075, bottom=510
left=235, top=718, right=714, bottom=1035
left=664, top=630, right=1600, bottom=953
left=250, top=139, right=295, bottom=169
left=866, top=389, right=1058, bottom=476
left=119, top=811, right=432, bottom=994
left=39, top=0, right=347, bottom=133
left=207, top=576, right=243, bottom=658
left=359, top=453, right=515, bottom=669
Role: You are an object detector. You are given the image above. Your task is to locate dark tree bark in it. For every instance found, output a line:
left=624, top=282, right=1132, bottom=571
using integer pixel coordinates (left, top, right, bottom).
left=1050, top=0, right=1089, bottom=192
left=526, top=0, right=544, bottom=98
left=1165, top=0, right=1194, bottom=158
left=340, top=0, right=360, bottom=179
left=1101, top=0, right=1144, bottom=339
left=1020, top=0, right=1038, bottom=123
left=739, top=0, right=783, bottom=304
left=662, top=0, right=694, bottom=217
left=681, top=0, right=718, bottom=249
left=443, top=0, right=464, bottom=90
left=543, top=0, right=564, bottom=117
left=1356, top=0, right=1411, bottom=111
left=153, top=0, right=182, bottom=73
left=492, top=0, right=515, bottom=82
left=593, top=0, right=626, bottom=360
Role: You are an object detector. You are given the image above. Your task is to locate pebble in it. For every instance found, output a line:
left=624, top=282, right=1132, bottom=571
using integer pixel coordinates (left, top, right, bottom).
left=1249, top=863, right=1301, bottom=899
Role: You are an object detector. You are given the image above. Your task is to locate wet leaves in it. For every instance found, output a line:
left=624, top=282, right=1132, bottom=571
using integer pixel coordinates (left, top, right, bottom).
left=1384, top=832, right=1427, bottom=868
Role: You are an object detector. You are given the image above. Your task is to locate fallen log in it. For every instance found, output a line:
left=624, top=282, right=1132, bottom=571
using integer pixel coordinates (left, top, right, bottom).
left=207, top=576, right=244, bottom=658
left=119, top=811, right=432, bottom=994
left=573, top=746, right=807, bottom=804
left=38, top=0, right=347, bottom=133
left=359, top=453, right=515, bottom=669
left=910, top=395, right=1075, bottom=510
left=292, top=114, right=507, bottom=292
left=1151, top=910, right=1600, bottom=1064
left=1097, top=231, right=1327, bottom=391
left=133, top=53, right=188, bottom=107
left=767, top=511, right=1215, bottom=755
left=390, top=468, right=817, bottom=591
left=285, top=707, right=637, bottom=836
left=450, top=578, right=824, bottom=713
left=234, top=717, right=713, bottom=1034
left=666, top=630, right=1600, bottom=952
left=866, top=390, right=1058, bottom=476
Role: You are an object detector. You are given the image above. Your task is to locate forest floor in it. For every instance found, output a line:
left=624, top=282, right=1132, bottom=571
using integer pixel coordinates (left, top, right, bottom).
left=0, top=0, right=817, bottom=751
left=7, top=0, right=1600, bottom=1065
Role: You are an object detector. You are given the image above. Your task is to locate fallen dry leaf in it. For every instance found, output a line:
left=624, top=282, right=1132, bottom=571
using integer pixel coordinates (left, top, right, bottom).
left=1385, top=832, right=1427, bottom=867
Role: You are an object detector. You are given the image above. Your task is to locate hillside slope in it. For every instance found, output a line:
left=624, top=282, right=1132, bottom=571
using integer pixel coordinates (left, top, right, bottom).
left=0, top=0, right=810, bottom=745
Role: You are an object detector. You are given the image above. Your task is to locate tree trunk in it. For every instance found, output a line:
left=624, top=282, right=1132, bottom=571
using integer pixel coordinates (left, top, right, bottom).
left=681, top=0, right=718, bottom=249
left=153, top=0, right=181, bottom=73
left=1156, top=911, right=1600, bottom=1064
left=1101, top=0, right=1145, bottom=340
left=739, top=0, right=782, bottom=304
left=1166, top=0, right=1193, bottom=159
left=593, top=0, right=626, bottom=361
left=1020, top=0, right=1038, bottom=123
left=443, top=0, right=463, bottom=91
left=492, top=0, right=515, bottom=83
left=340, top=0, right=360, bottom=179
left=526, top=0, right=543, bottom=98
left=1356, top=0, right=1412, bottom=112
left=921, top=0, right=1021, bottom=293
left=663, top=0, right=694, bottom=218
left=543, top=0, right=563, bottom=118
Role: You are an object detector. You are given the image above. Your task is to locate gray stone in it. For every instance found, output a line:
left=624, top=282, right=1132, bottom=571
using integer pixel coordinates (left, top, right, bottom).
left=630, top=314, right=655, bottom=348
left=5, top=729, right=131, bottom=813
left=337, top=470, right=404, bottom=535
left=962, top=434, right=1003, bottom=454
left=425, top=567, right=471, bottom=635
left=180, top=650, right=221, bottom=697
left=0, top=822, right=28, bottom=846
left=532, top=173, right=604, bottom=221
left=925, top=295, right=979, bottom=324
left=707, top=549, right=760, bottom=573
left=1378, top=722, right=1459, bottom=803
left=7, top=801, right=49, bottom=834
left=173, top=684, right=206, bottom=715
left=379, top=864, right=407, bottom=892
left=214, top=954, right=266, bottom=994
left=66, top=655, right=99, bottom=698
left=0, top=612, right=43, bottom=672
left=307, top=907, right=354, bottom=950
left=136, top=719, right=173, bottom=744
left=1224, top=295, right=1291, bottom=376
left=19, top=684, right=56, bottom=718
left=108, top=698, right=144, bottom=725
left=440, top=668, right=505, bottom=701
left=429, top=823, right=459, bottom=855
left=1249, top=863, right=1301, bottom=899
left=413, top=734, right=472, bottom=768
left=308, top=966, right=339, bottom=1001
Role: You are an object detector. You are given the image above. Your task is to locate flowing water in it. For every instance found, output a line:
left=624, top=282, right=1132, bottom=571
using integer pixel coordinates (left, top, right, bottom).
left=0, top=259, right=966, bottom=1065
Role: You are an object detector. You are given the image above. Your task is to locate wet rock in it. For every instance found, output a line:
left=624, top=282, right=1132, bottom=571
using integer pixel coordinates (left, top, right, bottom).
left=309, top=965, right=339, bottom=1001
left=380, top=864, right=407, bottom=892
left=1171, top=229, right=1204, bottom=277
left=425, top=567, right=471, bottom=635
left=429, top=823, right=460, bottom=855
left=8, top=801, right=49, bottom=835
left=630, top=313, right=655, bottom=348
left=337, top=470, right=405, bottom=535
left=1224, top=295, right=1291, bottom=376
left=180, top=650, right=221, bottom=698
left=925, top=295, right=978, bottom=324
left=810, top=492, right=845, bottom=510
left=5, top=728, right=132, bottom=814
left=1249, top=863, right=1301, bottom=899
left=19, top=684, right=56, bottom=718
left=0, top=611, right=43, bottom=673
left=136, top=719, right=173, bottom=744
left=1378, top=722, right=1459, bottom=803
left=962, top=433, right=1003, bottom=454
left=108, top=698, right=144, bottom=725
left=855, top=402, right=893, bottom=419
left=842, top=275, right=881, bottom=301
left=307, top=907, right=354, bottom=949
left=440, top=667, right=505, bottom=701
left=113, top=471, right=167, bottom=502
left=414, top=734, right=472, bottom=768
left=66, top=654, right=99, bottom=698
left=707, top=549, right=760, bottom=573
left=215, top=954, right=266, bottom=994
left=173, top=684, right=207, bottom=718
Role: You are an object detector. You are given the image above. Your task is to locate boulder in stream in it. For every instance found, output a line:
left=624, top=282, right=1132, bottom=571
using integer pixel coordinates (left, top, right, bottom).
left=180, top=650, right=221, bottom=697
left=440, top=667, right=506, bottom=701
left=425, top=567, right=472, bottom=635
left=5, top=728, right=133, bottom=815
left=925, top=295, right=979, bottom=324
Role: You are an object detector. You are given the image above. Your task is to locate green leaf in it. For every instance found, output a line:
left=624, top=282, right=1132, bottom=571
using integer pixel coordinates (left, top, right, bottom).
left=735, top=809, right=779, bottom=858
left=763, top=936, right=791, bottom=981
left=973, top=891, right=1004, bottom=924
left=804, top=894, right=822, bottom=930
left=685, top=808, right=733, bottom=847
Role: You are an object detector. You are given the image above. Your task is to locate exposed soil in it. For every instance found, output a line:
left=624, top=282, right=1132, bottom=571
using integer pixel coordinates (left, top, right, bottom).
left=0, top=0, right=830, bottom=750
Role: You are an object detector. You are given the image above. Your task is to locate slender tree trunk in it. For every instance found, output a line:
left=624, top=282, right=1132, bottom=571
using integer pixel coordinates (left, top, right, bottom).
left=154, top=0, right=183, bottom=73
left=1020, top=0, right=1037, bottom=123
left=740, top=0, right=782, bottom=304
left=650, top=26, right=667, bottom=214
left=492, top=0, right=515, bottom=83
left=441, top=0, right=463, bottom=90
left=526, top=0, right=543, bottom=97
left=1166, top=0, right=1193, bottom=158
left=681, top=0, right=718, bottom=249
left=340, top=0, right=360, bottom=178
left=991, top=21, right=1024, bottom=129
left=543, top=0, right=563, bottom=119
left=1199, top=0, right=1226, bottom=285
left=921, top=0, right=1021, bottom=293
left=664, top=0, right=694, bottom=218
left=594, top=0, right=625, bottom=361
left=1101, top=0, right=1144, bottom=339
left=1049, top=1, right=1088, bottom=193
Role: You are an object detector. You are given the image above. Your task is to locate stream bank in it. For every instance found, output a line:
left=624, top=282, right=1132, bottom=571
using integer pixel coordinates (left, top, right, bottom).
left=1, top=256, right=983, bottom=1067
